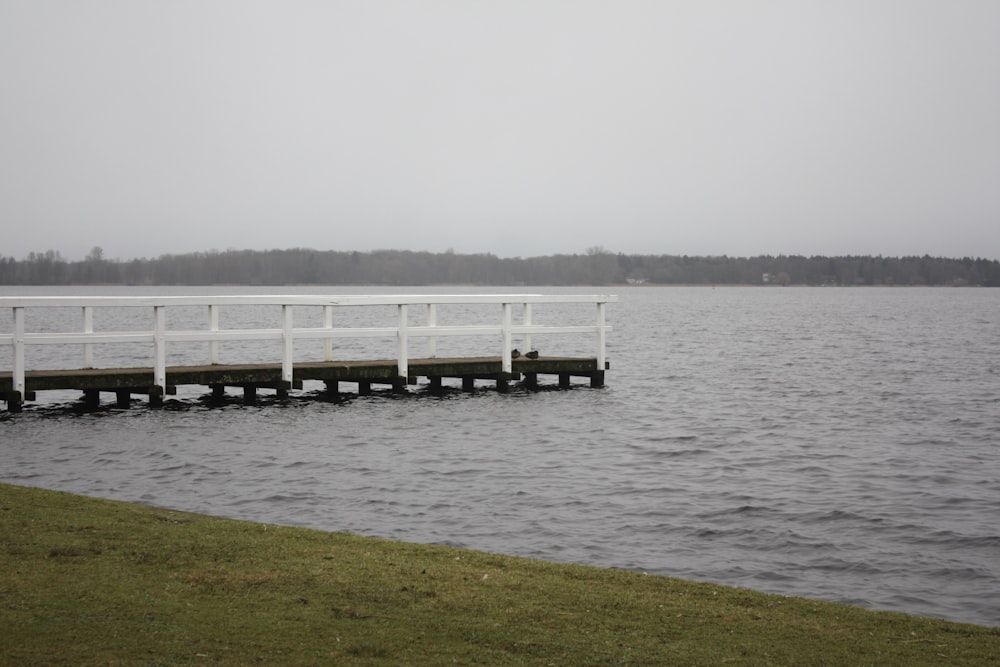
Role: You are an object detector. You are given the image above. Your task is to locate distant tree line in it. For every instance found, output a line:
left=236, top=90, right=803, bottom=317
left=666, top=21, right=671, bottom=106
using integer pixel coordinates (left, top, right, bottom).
left=2, top=246, right=999, bottom=286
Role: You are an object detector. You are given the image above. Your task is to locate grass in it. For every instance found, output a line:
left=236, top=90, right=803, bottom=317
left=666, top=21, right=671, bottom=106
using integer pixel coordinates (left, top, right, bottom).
left=1, top=482, right=996, bottom=666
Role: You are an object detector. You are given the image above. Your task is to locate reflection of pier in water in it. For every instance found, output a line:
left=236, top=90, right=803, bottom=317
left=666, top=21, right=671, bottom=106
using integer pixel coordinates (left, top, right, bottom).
left=1, top=294, right=614, bottom=412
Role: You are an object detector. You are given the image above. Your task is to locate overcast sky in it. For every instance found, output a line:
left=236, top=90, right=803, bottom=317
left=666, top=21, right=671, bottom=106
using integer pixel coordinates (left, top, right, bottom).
left=2, top=1, right=999, bottom=261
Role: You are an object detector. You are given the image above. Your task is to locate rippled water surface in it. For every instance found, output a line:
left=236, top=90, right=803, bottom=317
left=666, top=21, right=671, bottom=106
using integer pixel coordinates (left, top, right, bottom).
left=2, top=285, right=998, bottom=626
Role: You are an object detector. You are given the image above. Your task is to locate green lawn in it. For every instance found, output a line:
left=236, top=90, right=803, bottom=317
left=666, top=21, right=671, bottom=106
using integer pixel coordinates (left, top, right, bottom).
left=2, top=482, right=996, bottom=665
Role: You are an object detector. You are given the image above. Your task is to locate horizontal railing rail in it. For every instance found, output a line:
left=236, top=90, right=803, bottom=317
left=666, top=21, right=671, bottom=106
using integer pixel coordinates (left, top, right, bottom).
left=1, top=294, right=616, bottom=402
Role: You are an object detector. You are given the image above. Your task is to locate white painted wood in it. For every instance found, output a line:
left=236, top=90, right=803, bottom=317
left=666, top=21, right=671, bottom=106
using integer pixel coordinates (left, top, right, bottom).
left=426, top=303, right=437, bottom=358
left=397, top=304, right=409, bottom=378
left=523, top=303, right=533, bottom=357
left=209, top=305, right=220, bottom=364
left=83, top=306, right=94, bottom=368
left=323, top=305, right=334, bottom=361
left=13, top=308, right=25, bottom=396
left=501, top=303, right=513, bottom=374
left=153, top=306, right=166, bottom=390
left=0, top=294, right=616, bottom=308
left=596, top=302, right=607, bottom=370
left=24, top=332, right=156, bottom=344
left=281, top=305, right=294, bottom=384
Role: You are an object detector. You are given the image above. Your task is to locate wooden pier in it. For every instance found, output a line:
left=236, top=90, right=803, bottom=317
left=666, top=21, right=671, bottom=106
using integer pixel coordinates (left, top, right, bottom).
left=1, top=294, right=614, bottom=412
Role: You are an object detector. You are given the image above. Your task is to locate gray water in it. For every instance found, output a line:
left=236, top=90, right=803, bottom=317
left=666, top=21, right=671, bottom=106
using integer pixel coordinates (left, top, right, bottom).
left=2, top=285, right=998, bottom=627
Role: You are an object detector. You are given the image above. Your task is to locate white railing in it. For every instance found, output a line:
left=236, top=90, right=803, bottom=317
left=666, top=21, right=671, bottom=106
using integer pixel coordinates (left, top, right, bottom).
left=1, top=294, right=616, bottom=398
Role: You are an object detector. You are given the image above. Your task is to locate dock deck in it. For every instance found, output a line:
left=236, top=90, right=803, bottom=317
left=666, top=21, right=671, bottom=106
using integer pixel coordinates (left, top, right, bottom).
left=1, top=355, right=607, bottom=409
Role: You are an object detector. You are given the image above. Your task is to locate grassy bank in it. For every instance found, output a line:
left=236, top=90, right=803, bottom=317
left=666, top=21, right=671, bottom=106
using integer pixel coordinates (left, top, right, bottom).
left=1, top=483, right=996, bottom=665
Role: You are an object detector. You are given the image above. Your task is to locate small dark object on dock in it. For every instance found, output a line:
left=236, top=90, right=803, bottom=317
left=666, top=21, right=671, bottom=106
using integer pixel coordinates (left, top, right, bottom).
left=511, top=349, right=521, bottom=359
left=526, top=350, right=539, bottom=359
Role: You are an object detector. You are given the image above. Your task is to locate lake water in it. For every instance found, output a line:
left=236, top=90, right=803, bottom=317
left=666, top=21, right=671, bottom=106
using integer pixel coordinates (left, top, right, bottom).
left=2, top=285, right=998, bottom=627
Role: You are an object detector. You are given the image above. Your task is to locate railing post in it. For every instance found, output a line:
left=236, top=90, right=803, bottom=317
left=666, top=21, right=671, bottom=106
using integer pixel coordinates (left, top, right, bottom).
left=13, top=307, right=25, bottom=398
left=501, top=302, right=512, bottom=374
left=153, top=305, right=166, bottom=391
left=323, top=305, right=334, bottom=361
left=397, top=304, right=409, bottom=378
left=522, top=302, right=532, bottom=354
left=208, top=304, right=220, bottom=364
left=426, top=303, right=437, bottom=358
left=282, top=304, right=294, bottom=385
left=596, top=301, right=607, bottom=369
left=82, top=306, right=94, bottom=368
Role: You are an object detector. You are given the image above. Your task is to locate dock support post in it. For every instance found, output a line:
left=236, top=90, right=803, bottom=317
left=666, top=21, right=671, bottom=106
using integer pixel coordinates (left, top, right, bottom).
left=84, top=390, right=100, bottom=408
left=358, top=381, right=372, bottom=396
left=428, top=376, right=442, bottom=391
left=523, top=372, right=538, bottom=389
left=559, top=373, right=571, bottom=389
left=5, top=392, right=23, bottom=413
left=324, top=380, right=339, bottom=397
left=243, top=385, right=257, bottom=405
left=462, top=377, right=475, bottom=393
left=590, top=371, right=605, bottom=388
left=496, top=378, right=509, bottom=393
left=211, top=385, right=225, bottom=400
left=115, top=391, right=130, bottom=409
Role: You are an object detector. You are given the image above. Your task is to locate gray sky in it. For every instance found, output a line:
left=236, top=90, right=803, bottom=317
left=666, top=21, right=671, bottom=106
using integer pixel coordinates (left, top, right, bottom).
left=2, top=1, right=999, bottom=261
